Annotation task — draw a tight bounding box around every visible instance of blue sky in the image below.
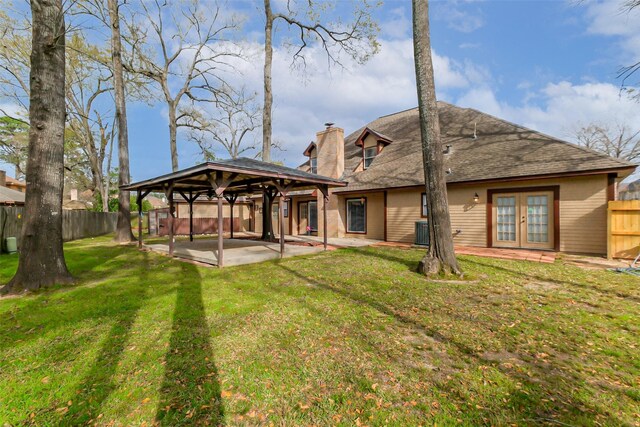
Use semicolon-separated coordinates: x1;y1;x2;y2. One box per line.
3;0;640;182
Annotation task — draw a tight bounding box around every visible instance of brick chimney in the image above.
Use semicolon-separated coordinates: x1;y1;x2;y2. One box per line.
0;170;6;187
315;125;344;179
315;124;344;239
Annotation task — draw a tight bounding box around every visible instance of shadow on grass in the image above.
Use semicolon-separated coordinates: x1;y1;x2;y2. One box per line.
59;250;152;425
275;262;626;425
464;257;640;303
155;262;224;425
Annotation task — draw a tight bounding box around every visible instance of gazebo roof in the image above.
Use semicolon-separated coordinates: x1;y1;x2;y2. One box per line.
121;157;346;195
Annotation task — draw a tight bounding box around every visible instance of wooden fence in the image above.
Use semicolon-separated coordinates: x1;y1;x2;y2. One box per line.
607;200;640;259
0;207;117;252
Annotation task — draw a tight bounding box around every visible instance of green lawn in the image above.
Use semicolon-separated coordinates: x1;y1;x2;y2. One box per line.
0;237;638;426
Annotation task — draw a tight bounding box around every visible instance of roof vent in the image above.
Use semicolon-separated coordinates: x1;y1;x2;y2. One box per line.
443;144;452;154
446;168;452;175
473;122;477;139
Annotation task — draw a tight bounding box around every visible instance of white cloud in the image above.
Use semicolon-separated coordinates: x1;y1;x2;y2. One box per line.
584;0;640;61
433;1;485;33
455;80;640;145
199;37;485;166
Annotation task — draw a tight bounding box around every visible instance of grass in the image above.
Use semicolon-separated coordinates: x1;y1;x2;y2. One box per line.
0;236;639;426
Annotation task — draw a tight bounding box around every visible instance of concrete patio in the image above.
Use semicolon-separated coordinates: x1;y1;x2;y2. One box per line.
144;238;321;267
144;233;383;267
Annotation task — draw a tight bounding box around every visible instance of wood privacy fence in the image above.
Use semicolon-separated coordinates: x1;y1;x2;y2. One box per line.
0;207;117;251
608;200;640;259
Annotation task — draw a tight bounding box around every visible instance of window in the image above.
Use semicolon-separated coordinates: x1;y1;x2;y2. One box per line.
283;200;289;218
346;198;366;233
310;157;317;174
364;147;377;169
421;193;428;217
308;201;318;231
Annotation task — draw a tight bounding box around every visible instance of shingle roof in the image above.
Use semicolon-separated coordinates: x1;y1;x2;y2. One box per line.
123;157;346;193
336;102;636;192
0;185;26;204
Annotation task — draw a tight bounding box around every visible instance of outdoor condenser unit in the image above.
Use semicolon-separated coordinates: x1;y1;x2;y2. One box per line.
414;221;429;246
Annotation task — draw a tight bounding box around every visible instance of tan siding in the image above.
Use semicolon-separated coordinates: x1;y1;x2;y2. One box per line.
383;175;609;254
386;189;422;243
337;193;384;240
175;202;251;231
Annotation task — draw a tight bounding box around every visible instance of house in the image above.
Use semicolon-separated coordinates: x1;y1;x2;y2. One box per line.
254;102;636;255
0;171;25;206
618;178;640;200
1;171;26;193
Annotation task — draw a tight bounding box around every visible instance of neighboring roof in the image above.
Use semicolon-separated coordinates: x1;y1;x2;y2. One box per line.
337;102;636;192
122;157;346;194
63;199;90;210
146;195;168;208
0;185;26;205
5;175;26;188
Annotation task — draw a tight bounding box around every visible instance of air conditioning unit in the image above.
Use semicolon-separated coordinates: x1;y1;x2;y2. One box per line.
414;221;429;246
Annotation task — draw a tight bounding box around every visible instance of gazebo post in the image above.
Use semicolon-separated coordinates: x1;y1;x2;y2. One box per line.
189;190;194;242
167;182;175;256
318;185;329;251
279;193;285;258
137;189;143;249
217;194;224;267
230;199;235;239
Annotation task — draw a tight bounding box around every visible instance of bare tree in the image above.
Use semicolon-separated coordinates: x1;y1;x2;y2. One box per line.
65;34;115;212
185;85;261;160
260;0;379;240
0;116;29;178
261;0;379;162
413;0;461;277
107;0;134;242
2;0;73;294
0;8;30;118
616;1;640;101
575;123;640;162
122;0;239;171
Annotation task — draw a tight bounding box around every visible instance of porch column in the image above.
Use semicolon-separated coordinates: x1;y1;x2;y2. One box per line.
189;190;194;242
167;183;175;256
229;199;235;239
279;194;285;258
137;189;143;249
323;194;328;251
217;195;224;267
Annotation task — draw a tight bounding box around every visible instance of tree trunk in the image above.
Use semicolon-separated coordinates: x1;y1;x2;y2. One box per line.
262;0;273;163
2;0;73;294
168;104;179;172
412;0;461;277
108;0;134;242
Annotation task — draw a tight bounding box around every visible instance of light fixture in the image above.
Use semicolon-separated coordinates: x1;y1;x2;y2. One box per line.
473;192;480;203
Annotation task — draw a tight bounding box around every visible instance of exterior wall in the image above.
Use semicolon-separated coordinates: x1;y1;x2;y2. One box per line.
175;201;251;232
336;192;384;240
383;174;610;254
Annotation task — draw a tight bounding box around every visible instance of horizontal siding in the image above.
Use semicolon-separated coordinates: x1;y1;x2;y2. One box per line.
386;189;422;243
384;175;609;254
337;192;384;240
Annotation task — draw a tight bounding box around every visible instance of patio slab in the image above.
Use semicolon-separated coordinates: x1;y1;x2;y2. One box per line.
145;238;325;267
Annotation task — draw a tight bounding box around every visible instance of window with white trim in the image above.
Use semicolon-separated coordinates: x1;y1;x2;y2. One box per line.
346;198;366;233
283;200;289;217
364;146;377;169
310;157;317;174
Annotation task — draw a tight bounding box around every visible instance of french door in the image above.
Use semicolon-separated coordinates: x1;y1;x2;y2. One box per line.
493;191;554;250
298;201;318;235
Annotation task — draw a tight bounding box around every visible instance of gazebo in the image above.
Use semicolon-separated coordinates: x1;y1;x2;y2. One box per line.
121;158;347;267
